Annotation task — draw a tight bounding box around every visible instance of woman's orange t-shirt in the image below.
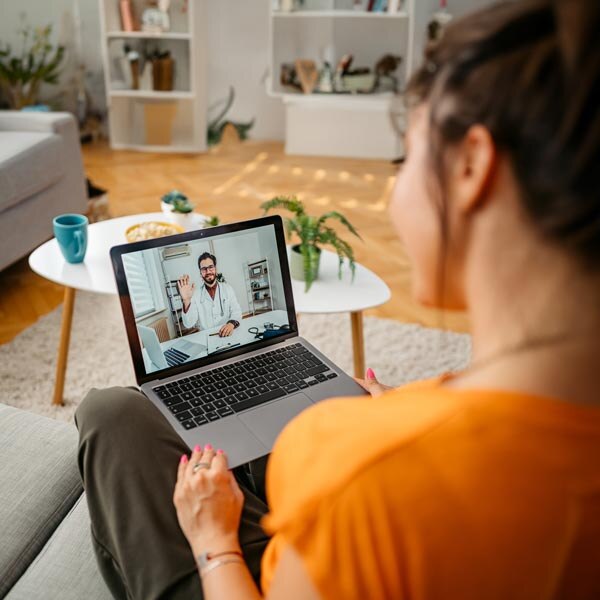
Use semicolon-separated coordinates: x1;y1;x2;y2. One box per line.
260;378;600;599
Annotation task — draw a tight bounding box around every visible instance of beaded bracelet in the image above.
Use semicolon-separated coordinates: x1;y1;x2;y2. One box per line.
200;556;244;578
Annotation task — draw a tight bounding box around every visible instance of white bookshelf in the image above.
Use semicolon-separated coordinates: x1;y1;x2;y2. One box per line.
268;0;429;159
99;0;207;153
245;259;274;316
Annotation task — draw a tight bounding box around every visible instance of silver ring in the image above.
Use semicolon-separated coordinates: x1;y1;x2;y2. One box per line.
192;462;211;473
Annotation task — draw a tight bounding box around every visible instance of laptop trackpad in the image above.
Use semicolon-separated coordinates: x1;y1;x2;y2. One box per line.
238;393;313;449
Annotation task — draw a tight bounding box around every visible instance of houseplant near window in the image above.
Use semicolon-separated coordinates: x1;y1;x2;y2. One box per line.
261;196;361;291
0;24;65;109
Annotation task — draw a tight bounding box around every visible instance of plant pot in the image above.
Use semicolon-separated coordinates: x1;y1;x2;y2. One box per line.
161;201;195;229
289;244;321;284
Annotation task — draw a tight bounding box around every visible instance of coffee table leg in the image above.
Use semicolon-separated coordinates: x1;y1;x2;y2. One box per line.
53;287;76;406
350;311;365;379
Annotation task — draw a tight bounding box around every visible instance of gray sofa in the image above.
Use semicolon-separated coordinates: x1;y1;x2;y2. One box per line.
0;111;87;271
0;403;110;599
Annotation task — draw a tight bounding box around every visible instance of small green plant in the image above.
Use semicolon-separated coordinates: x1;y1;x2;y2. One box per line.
161;190;194;213
261;196;361;291
0;23;65;109
172;199;194;213
205;215;220;227
207;86;254;146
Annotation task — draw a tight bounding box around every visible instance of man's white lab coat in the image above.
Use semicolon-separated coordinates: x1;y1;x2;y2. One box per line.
181;282;242;331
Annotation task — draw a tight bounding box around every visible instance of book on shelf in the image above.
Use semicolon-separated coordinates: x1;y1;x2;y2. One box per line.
371;0;388;12
119;0;138;32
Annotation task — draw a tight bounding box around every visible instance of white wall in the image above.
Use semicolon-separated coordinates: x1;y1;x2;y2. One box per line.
258;226;286;313
212;232;260;316
0;0;106;113
0;0;491;137
205;0;285;140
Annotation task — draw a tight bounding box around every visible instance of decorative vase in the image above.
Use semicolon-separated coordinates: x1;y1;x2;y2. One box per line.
289;244;321;284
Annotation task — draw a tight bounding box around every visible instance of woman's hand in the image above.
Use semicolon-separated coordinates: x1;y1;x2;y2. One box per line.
173;444;244;558
355;368;393;397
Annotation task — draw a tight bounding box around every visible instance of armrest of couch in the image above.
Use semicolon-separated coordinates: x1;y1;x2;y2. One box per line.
0;111;78;138
0;110;87;211
0;404;83;597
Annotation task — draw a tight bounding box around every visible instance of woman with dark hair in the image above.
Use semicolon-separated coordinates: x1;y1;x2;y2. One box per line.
76;0;600;598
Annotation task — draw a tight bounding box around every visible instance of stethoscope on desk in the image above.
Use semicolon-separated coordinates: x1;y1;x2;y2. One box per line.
248;323;290;340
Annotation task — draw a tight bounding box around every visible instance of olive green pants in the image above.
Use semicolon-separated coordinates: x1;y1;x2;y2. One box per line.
75;387;270;600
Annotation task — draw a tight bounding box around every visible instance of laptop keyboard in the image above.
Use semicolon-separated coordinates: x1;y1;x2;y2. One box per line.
151;343;338;431
164;347;190;367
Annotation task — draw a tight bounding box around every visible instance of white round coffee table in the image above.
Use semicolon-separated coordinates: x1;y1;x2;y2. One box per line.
288;248;391;380
29;213;390;405
29;212;206;405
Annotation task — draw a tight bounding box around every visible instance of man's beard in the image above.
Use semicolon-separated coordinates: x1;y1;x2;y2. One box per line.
202;274;216;286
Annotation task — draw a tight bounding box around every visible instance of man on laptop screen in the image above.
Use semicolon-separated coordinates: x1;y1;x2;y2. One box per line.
178;252;242;338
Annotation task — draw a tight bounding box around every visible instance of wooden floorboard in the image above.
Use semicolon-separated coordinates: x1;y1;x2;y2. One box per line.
0;137;469;345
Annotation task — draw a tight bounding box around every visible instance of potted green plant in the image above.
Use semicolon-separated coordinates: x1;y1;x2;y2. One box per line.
261;196;361;291
160;190;195;228
201;215;221;228
0;24;65;109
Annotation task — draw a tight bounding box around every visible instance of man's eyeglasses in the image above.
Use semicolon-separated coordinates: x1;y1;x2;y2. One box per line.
200;265;216;273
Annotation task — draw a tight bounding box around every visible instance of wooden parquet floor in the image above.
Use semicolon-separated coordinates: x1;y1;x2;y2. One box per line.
0;135;469;345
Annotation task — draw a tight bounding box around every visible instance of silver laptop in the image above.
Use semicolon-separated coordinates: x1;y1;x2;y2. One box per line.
110;215;366;467
138;325;207;370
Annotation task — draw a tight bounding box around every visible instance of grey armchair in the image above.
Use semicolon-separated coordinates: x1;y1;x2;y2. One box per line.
0;111;87;271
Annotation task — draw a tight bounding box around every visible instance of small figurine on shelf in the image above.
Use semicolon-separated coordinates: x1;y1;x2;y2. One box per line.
294;59;319;94
428;0;453;42
125;45;140;90
280;63;301;91
317;62;334;93
334;54;353;92
374;54;402;92
142;0;171;33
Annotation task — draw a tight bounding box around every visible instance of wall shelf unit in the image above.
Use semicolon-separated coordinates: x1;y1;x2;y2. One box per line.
245;259;273;316
269;0;430;158
99;0;207;153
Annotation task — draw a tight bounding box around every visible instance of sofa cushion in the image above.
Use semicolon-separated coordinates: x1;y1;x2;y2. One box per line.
0;404;82;597
0;132;64;213
5;495;111;600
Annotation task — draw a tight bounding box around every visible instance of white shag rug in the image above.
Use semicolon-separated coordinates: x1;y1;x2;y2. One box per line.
0;292;471;423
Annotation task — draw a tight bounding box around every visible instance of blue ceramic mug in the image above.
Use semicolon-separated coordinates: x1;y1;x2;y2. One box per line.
53;214;88;263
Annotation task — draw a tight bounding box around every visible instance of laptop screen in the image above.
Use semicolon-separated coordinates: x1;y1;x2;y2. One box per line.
116;220;296;378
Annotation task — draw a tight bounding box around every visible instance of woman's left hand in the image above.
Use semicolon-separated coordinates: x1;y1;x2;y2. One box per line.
355;368;393;397
173;444;244;557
